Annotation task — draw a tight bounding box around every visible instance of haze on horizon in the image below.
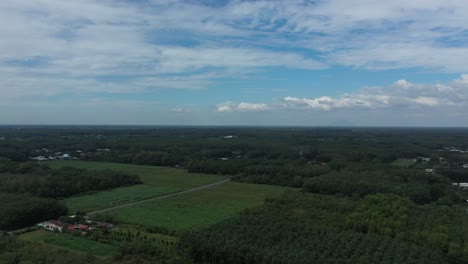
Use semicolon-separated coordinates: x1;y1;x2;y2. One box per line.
1;0;468;126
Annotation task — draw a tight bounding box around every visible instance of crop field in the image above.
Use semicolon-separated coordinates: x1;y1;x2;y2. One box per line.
17;229;54;242
18;230;118;256
49;161;228;212
48;160;227;188
109;182;289;231
64;184;180;213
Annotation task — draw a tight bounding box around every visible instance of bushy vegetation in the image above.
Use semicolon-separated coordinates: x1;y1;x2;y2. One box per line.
0;193;67;230
303;169;459;204
0;159;142;198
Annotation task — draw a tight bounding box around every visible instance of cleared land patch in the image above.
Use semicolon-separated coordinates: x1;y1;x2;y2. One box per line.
109;182;289;231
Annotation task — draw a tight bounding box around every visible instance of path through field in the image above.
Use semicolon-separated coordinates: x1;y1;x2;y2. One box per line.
7;178;230;235
87;178;231;215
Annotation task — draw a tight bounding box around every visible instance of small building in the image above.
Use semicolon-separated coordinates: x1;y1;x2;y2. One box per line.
39;220;65;232
96;222;114;229
463;164;468;169
31;156;48;161
67;224;89;233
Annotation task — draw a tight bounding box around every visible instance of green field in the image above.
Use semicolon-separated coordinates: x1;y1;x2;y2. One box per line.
18;230;118;256
64;184;181;213
48;160;226;187
49;161;228;212
110;182;289;231
390;158;415;167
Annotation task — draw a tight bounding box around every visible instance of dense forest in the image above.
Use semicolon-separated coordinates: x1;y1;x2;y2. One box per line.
0;158;142;198
181;192;467;264
0;193;68;230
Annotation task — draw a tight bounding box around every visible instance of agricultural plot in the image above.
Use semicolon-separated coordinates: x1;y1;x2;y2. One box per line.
18;230;118;257
64;184;179;213
48;161;228;212
110;182;289;231
48;160;226;187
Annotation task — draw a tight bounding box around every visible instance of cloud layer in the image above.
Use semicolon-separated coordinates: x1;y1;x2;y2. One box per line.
2;0;468;100
2;0;468;125
218;75;468;112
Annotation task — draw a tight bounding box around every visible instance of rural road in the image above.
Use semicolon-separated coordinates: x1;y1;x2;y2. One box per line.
7;178;230;235
87;178;231;215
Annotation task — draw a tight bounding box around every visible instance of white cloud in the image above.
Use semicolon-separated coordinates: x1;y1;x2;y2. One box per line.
216;101;270;112
2;0;468;101
217;74;468;112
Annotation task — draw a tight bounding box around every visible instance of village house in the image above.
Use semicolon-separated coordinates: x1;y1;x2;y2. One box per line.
38;220;65;232
67;224;89;233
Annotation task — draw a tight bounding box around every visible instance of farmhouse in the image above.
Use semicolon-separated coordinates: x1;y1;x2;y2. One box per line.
38;220;65;232
67;224;89;232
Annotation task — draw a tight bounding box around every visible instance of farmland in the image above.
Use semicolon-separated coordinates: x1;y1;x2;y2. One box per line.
48;160;226;187
48;160;228;212
18;229;118;256
64;184;177;212
109;182;289;231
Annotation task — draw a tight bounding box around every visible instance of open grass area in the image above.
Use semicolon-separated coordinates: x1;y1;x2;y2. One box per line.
18;230;118;256
390;158;415;167
110;182;289;232
48;160;227;188
48;160;228;212
18;229;54;242
64;184;181;213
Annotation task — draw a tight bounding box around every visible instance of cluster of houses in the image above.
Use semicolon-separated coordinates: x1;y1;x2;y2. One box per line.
415;156;431;163
37;220;113;234
31;153;79;161
31;148;112;161
441;146;468;154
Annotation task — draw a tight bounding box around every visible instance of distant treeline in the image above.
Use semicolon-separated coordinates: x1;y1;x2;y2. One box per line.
2;127;467;190
0;158;142;198
303;169;460;204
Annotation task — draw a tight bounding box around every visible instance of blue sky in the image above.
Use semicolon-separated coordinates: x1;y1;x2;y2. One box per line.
1;0;468;126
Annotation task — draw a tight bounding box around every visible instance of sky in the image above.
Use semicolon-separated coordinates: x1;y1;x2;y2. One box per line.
1;0;468;126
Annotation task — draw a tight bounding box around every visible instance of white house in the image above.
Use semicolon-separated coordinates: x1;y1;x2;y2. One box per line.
463;164;468;169
38;220;65;232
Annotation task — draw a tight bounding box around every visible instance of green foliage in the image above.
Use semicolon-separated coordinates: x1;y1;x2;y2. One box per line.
180;193;447;264
346;194;412;237
0;192;68;230
0;160;142;198
303;169;455;204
